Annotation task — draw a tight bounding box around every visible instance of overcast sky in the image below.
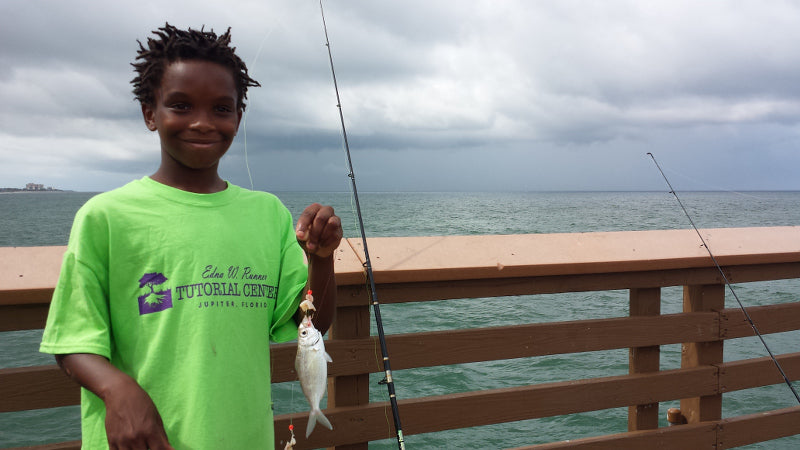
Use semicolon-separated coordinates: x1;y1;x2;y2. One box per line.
2;0;799;192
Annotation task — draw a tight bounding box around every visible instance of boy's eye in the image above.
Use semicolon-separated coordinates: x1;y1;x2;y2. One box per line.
215;105;234;113
169;103;190;111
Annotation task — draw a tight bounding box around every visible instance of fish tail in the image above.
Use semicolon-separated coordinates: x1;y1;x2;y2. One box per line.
306;408;333;438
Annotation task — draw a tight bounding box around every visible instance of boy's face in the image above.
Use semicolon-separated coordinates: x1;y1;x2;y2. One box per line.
142;59;242;172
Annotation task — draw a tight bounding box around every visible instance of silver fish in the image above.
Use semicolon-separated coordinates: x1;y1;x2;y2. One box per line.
295;317;333;438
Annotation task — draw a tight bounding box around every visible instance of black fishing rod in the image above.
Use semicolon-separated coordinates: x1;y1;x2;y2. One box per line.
318;1;407;448
647;152;800;404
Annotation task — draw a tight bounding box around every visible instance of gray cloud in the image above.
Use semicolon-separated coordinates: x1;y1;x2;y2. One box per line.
2;0;799;192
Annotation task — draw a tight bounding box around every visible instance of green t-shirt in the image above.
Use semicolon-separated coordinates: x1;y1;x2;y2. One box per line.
40;177;307;449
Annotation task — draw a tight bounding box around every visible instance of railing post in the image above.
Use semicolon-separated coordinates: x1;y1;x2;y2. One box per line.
680;284;724;423
628;287;661;431
329;286;372;450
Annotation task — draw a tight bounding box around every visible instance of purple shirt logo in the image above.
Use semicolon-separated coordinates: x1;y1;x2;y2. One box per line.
137;272;173;315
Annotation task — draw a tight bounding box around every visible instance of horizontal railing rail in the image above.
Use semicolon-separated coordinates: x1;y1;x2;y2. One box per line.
2;226;800;449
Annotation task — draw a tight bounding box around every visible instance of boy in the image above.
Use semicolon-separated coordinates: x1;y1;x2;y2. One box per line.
39;23;343;449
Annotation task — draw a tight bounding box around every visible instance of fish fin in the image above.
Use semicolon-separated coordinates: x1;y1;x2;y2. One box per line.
325;352;332;363
305;411;316;438
318;410;333;431
306;408;333;438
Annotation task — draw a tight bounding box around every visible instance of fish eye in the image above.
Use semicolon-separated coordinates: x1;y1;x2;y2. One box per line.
301;330;307;336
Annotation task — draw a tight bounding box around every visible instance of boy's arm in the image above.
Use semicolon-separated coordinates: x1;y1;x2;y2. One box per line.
56;353;174;450
305;254;337;334
295;203;342;335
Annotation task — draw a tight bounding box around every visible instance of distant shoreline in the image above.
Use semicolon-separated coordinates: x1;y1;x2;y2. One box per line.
0;189;69;193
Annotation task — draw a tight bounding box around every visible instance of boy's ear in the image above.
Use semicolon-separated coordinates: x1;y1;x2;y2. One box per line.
141;103;157;131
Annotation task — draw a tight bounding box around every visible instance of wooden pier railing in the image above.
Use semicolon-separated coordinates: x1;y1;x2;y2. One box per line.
2;227;800;449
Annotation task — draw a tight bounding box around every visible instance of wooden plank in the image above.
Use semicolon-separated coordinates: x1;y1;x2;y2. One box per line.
628;287;661;431
719;352;800;392
511;422;717;449
681;284;724;424
268;312;719;382
273;366;719;449
0;304;49;331
0;365;79;412
0;246;65;305
5;441;82;450
337;284;370;307
397;366;718;435
721;301;800;338
509;407;800;449
724;262;800;284
379;313;715;371
333;262;800;307
332;240;370;286
718;406;800;448
346;227;800;284
366;268;730;304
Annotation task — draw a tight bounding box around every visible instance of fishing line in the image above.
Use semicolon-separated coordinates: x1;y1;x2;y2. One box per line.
242;26;276;191
647;152;800;404
337;135;363;239
652;162;765;201
242;114;254;190
318;1;407;448
241;1;318;191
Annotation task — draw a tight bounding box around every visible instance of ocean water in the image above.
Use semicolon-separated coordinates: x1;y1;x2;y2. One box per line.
1;190;799;449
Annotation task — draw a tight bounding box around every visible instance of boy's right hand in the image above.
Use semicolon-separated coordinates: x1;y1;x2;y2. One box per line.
103;376;174;450
295;203;342;259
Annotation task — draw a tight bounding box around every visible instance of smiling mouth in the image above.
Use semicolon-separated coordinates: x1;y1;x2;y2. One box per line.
184;139;220;147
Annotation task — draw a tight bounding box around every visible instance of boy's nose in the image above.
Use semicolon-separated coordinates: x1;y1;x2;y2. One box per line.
189;111;214;132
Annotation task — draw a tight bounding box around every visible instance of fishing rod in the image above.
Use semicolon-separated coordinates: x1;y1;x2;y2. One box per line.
647;152;800;404
318;1;407;448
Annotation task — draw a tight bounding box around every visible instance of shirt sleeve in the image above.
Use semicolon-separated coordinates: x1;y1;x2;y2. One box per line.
40;201;112;358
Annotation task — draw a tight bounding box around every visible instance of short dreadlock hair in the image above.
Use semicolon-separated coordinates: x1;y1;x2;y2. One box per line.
131;23;260;111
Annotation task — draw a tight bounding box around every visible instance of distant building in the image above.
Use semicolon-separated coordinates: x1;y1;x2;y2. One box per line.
0;183;60;192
